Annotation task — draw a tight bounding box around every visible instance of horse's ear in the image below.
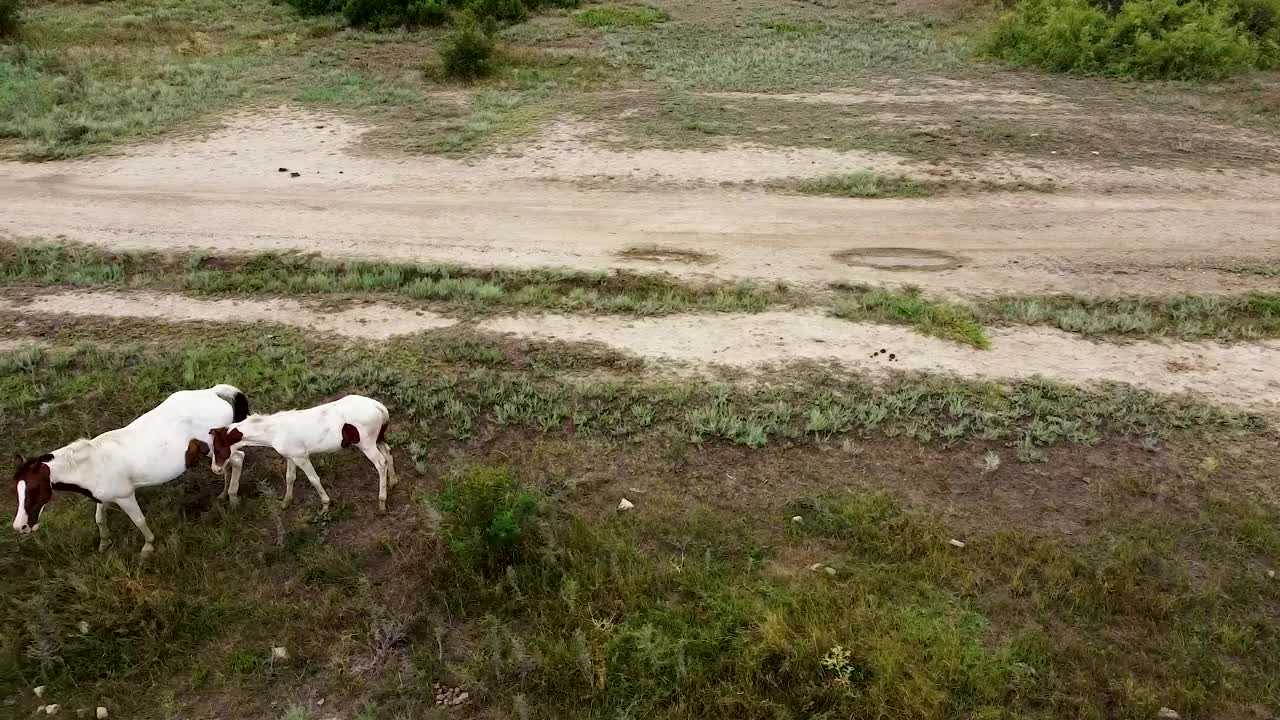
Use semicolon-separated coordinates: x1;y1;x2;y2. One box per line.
13;453;23;467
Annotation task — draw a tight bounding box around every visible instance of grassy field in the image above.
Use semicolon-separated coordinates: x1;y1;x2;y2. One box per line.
1;319;1278;719
6;241;1280;344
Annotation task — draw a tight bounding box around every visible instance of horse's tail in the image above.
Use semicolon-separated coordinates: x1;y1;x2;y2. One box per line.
211;384;250;422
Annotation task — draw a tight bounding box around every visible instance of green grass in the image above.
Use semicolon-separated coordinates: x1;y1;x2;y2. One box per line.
0;328;1275;718
0;241;800;316
629;16;966;91
0;329;1276;717
980;292;1280;341
833;284;992;350
757;17;825;34
787;172;938;198
574;4;668;29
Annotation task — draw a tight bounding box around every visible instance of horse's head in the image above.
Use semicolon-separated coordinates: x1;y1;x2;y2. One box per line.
12;453;54;534
208;427;243;475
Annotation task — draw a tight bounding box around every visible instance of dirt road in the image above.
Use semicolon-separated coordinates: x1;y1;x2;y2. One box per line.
4;290;1279;413
3;111;1279;298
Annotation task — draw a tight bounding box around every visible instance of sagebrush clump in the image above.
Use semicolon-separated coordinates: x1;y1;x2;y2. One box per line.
988;0;1280;79
286;0;576;29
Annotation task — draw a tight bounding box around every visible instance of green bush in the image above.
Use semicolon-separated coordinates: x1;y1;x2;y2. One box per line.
406;0;450;26
466;0;528;22
988;0;1275;79
436;465;541;573
0;0;21;39
440;15;497;80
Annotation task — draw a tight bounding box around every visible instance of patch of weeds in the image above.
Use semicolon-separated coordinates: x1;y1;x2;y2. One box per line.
833;284;992;349
226;647;265;675
435;465;542;574
785;172;938;198
979;291;1280;340
574;4;668;28
0;0;21;39
758;17;824;33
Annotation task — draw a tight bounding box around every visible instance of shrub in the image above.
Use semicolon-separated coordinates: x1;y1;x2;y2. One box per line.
467;0;528;22
988;0;1274;79
436;465;541;573
440;15;497;80
405;0;450;26
0;0;21;39
573;4;668;28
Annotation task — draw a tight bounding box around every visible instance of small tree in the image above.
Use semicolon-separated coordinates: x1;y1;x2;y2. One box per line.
440;12;496;80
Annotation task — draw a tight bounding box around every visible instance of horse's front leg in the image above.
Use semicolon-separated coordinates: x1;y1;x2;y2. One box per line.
95;501;112;552
227;449;245;510
114;494;156;558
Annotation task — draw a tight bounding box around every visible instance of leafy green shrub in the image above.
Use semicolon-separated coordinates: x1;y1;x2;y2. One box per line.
467;0;528;22
436;465;541;573
406;0;450;26
440;15;497;80
988;0;1274;79
0;0;21;39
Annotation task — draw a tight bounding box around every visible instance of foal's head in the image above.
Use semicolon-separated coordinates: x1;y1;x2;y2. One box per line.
12;453;54;534
208;427;243;475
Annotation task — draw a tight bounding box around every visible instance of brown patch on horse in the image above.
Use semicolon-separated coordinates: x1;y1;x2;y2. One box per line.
341;423;360;448
209;427;243;465
186;439;210;468
377;422;388;444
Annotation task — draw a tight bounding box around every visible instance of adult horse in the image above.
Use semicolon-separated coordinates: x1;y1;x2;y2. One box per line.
12;384;250;557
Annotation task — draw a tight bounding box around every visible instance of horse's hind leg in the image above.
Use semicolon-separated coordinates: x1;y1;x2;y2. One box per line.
282;459;297;507
115;494;156;559
95;502;111;553
377;440;398;489
357;441;390;512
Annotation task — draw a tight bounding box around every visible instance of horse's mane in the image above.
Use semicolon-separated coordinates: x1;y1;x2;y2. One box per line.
50;437;102;472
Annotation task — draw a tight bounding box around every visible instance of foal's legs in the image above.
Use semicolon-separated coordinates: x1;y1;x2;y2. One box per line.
357;441;390;512
95;502;111;552
114;494;156;558
282;460;297;507
226;449;244;509
292;456;332;510
377;440;398;489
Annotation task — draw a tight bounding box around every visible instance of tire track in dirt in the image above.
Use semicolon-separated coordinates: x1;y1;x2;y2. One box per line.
4;290;1277;413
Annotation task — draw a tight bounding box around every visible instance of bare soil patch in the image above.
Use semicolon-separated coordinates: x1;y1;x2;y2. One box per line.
833;247;966;271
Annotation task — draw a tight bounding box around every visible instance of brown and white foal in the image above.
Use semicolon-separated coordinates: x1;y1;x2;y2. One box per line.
210;395;398;512
12;384;249;557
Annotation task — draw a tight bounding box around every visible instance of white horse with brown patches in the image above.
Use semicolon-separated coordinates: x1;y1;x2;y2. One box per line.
210;394;397;512
12;384;250;557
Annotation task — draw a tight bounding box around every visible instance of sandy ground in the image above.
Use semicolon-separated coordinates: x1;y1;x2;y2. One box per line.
0;293;455;339
3;110;1280;297
4;290;1277;413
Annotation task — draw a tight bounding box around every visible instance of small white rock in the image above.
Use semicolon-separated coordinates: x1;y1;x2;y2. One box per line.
77;622;89;634
1158;708;1180;719
617;498;634;511
1091;151;1100;155
808;563;823;572
1267;569;1276;579
457;692;469;703
96;708;109;720
272;646;289;660
34;687;47;699
791;515;803;523
316;698;324;706
948;539;966;548
823;566;836;576
45;704;61;716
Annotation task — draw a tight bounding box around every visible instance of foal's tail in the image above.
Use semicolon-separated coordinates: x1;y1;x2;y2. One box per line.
211;384;251;422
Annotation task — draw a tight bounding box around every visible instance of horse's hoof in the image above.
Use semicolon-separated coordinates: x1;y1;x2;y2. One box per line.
139;544;154;559
97;540;112;553
216;492;227;502
379;501;387;513
229;496;241;510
